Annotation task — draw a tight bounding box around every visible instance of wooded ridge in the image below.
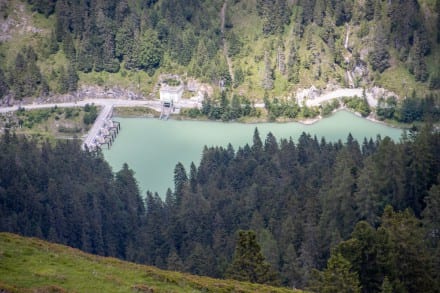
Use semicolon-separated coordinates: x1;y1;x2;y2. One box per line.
0;124;439;291
0;0;439;106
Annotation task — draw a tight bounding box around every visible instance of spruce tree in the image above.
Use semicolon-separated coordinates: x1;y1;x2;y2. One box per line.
226;230;278;285
0;68;9;98
309;253;361;293
369;23;390;73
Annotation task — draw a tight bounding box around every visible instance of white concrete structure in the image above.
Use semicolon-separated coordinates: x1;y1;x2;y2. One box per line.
159;83;184;104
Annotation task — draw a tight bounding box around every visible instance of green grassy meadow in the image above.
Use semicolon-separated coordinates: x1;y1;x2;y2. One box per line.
0;233;302;293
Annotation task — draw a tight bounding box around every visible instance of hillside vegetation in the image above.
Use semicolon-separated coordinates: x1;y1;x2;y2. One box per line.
0;0;439;103
0;124;439;291
0;232;300;292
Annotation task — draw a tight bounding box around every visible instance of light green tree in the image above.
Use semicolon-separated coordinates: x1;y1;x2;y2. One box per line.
309;253;361;293
226;230;278;285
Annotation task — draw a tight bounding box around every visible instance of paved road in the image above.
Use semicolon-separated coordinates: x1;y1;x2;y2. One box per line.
298;88;378;108
0;86;379;114
0;98;204;114
0;99;164;113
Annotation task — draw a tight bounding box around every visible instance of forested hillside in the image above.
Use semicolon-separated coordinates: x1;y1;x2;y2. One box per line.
1;0;440;291
1;126;439;291
0;0;439;101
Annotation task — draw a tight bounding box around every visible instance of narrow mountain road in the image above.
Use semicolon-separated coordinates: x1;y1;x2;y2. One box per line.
0;98;201;114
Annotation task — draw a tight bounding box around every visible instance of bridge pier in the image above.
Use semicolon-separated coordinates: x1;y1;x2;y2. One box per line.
82;105;121;151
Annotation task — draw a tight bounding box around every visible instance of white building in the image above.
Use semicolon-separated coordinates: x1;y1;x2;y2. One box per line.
159;83;184;104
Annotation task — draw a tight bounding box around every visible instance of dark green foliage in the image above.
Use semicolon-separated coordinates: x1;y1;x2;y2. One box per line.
321;99;340;117
0;133;144;260
47;0;222;77
7;0;438;93
227;32;242;57
258;0;291;35
226;230;279;285
1;126;439;290
200;92;258;121
376;94;440;123
309;253;361;293
58;64;79;94
409;30;429;82
369;24;390;73
83;104;98;125
0;68;9;99
28;0;57;17
264;96;301;119
335;206;437;293
15;108;55;128
364;0;375;21
8;46;44;98
67;64;79;92
376;96;397;120
437;0;440;43
48;29;59;55
116;126;436;289
430;71;440;90
388;0;424;52
342;95;371;117
136;30;163;75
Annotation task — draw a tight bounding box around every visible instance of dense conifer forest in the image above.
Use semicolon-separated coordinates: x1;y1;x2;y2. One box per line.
1;126;439;292
1;0;440;291
1;0;439;101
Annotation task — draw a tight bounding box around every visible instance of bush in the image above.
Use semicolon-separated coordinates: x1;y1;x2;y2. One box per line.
343;96;371;117
321;99;340;117
83;104;98;125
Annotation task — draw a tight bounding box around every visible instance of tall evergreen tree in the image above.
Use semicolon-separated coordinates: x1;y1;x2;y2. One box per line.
226;230;278;285
0;68;9;99
309;253;361;293
369;23;390;73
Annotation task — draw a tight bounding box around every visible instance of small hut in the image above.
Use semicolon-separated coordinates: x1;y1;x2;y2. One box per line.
159;78;184;105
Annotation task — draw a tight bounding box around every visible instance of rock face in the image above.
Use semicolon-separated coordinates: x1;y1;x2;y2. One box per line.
296;86;321;102
369;87;399;101
77;86;141;100
0;2;44;42
2;85;142;107
186;78;214;97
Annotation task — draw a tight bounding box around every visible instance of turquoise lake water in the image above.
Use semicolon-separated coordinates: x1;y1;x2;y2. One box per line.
103;110;402;197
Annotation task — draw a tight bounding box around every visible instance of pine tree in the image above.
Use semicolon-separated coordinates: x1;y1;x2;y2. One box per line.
364;0;375;21
380;277;393;293
309;253;361;293
67;63;79;92
226;230;278;285
189;162;197;193
437;0;440;43
369;23;389;73
410;30;428;82
174;162;187;205
379;206;436;292
0;68;9;98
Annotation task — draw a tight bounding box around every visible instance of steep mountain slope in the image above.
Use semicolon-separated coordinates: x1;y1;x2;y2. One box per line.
0;232;301;292
0;0;439;101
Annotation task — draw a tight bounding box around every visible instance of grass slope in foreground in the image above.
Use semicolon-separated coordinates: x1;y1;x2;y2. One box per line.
0;233;301;293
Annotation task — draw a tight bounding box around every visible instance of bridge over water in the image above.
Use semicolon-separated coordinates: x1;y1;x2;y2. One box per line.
82;104;117;150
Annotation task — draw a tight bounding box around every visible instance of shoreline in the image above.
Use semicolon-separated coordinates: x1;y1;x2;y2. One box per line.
112;106;406;130
0;97;409;131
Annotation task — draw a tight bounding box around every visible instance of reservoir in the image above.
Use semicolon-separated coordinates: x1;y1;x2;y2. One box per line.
103;110;402;197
